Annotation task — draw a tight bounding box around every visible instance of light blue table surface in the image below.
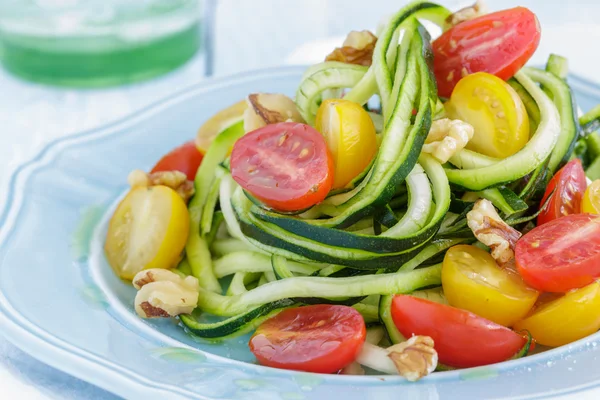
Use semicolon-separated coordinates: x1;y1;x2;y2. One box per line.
2;0;600;398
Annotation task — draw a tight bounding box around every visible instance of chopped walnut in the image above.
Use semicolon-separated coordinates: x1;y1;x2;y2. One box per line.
133;268;186;289
445;0;488;29
467;199;522;266
387;336;438;381
243;93;305;133
422;118;474;164
133;269;199;319
325;30;377;67
128;169;194;203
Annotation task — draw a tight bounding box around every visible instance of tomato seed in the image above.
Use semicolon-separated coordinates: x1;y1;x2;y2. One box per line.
278;133;288;147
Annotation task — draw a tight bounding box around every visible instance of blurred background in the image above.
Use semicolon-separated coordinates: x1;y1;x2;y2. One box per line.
1;0;600;398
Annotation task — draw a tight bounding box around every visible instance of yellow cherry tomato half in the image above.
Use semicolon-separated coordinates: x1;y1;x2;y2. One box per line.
315;99;377;189
514;281;600;347
446;72;529;159
104;186;189;280
442;244;539;327
582;179;600;214
196;100;247;154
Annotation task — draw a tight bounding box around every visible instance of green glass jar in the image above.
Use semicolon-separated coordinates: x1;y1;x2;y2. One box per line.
0;0;203;87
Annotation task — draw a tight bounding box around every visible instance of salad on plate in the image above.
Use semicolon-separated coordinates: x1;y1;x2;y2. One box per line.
103;0;600;380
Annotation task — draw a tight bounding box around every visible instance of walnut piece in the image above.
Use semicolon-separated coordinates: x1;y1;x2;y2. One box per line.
133;269;199;319
467;199;522;266
325;30;377;66
445;0;488;29
387;336;438;381
243;93;305;133
422;118;474;164
128;169;194;203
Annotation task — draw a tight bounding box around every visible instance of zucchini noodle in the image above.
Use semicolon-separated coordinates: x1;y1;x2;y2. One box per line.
168;1;578;347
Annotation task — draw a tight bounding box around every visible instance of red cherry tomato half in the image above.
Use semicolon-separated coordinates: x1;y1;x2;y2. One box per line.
433;7;541;98
151;140;203;181
391;295;526;368
230;122;334;212
249;304;366;373
537;159;587;226
516;213;600;293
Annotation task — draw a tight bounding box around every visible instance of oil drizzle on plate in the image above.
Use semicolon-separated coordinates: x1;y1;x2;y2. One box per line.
80;285;109;310
459;366;499;381
71;204;107;261
150;347;207;363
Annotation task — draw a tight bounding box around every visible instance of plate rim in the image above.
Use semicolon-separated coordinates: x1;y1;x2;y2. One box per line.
1;65;600;399
0;65;307;400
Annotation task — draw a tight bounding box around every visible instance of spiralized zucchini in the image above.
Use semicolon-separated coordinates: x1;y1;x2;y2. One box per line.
178;0;578;343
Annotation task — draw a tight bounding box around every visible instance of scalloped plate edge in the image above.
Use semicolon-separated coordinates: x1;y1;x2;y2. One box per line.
1;67;600;399
0;66;306;400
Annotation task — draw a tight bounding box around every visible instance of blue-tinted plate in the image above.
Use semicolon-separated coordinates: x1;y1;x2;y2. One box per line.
1;66;600;400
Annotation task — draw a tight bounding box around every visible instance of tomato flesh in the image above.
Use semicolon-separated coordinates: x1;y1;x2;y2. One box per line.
104;186;190;280
442;245;538;327
231;122;334;212
195;100;247;154
433;7;541;98
249;305;366;373
516;213;600;293
391;295;526;368
315;99;377;189
445;72;529;158
582;179;600;214
514;281;600;347
151;140;203;181
537;159;587;225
